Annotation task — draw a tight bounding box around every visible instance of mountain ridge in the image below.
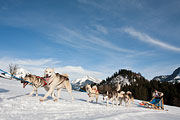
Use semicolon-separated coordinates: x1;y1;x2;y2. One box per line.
152;67;180;83
71;75;102;90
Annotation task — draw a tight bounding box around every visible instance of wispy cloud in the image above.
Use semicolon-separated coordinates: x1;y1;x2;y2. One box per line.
55;66;103;80
93;24;108;34
123;27;180;52
49;27;135;53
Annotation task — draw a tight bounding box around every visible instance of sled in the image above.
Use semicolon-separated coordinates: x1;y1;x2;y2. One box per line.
139;97;164;110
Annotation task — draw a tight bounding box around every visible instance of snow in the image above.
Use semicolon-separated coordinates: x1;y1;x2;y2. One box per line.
72;75;102;84
111;75;131;86
0;78;180;120
15;68;30;78
72;75;102;90
174;73;180;79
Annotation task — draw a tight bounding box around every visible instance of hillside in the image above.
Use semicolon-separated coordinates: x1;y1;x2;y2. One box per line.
0;78;180;120
99;69;180;107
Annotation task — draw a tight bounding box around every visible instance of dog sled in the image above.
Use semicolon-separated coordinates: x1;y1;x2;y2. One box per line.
139;97;164;110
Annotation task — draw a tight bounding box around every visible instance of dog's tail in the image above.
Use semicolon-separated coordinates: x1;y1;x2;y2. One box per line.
115;84;121;92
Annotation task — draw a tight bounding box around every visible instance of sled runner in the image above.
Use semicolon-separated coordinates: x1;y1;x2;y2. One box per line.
139;97;164;110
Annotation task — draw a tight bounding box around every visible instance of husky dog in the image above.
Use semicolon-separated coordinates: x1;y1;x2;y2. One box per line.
123;93;130;107
126;91;134;106
23;74;55;97
101;83;121;106
117;91;134;107
85;85;99;103
117;91;125;106
39;68;74;102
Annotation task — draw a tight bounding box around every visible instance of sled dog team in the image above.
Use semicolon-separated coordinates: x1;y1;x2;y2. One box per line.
21;68;134;106
85;84;134;106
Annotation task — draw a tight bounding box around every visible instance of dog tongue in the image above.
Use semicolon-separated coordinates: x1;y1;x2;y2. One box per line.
23;83;28;88
46;78;50;81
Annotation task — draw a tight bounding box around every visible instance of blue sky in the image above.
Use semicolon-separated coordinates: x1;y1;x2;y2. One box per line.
0;0;180;80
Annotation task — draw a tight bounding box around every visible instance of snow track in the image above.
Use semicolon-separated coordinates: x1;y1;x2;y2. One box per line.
0;78;180;120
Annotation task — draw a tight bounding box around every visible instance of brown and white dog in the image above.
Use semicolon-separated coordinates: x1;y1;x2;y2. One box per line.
85;84;99;103
22;74;50;97
126;91;134;106
100;83;121;106
117;91;134;107
117;91;125;106
39;68;74;102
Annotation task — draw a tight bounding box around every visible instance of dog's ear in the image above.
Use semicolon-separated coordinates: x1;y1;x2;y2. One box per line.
25;74;29;78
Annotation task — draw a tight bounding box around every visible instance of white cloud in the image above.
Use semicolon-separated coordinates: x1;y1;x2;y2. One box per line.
50;27;134;53
55;66;103;80
123;27;180;52
94;24;108;34
0;57;104;80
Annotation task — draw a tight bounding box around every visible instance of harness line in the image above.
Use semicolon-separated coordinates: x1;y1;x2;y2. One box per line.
0;69;34;85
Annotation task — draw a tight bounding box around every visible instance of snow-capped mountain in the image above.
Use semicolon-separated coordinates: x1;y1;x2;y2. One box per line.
111;75;131;86
71;75;102;90
104;69;145;87
152;67;180;83
152;75;169;81
110;75;137;86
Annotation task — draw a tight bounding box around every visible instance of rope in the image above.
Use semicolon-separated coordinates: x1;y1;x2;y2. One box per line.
0;69;34;85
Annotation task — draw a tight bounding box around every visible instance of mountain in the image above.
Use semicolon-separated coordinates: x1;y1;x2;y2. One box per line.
152;67;180;83
100;69;180;107
152;75;169;81
71;75;102;90
110;75;137;86
102;69;145;86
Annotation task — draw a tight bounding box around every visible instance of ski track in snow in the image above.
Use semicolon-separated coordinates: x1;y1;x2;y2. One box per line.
0;78;180;120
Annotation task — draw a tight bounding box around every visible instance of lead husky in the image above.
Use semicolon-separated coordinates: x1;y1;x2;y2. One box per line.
39;68;74;102
23;74;56;97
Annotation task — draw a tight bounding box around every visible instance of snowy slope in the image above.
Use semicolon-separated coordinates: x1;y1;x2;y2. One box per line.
0;78;180;120
111;75;131;86
72;75;102;90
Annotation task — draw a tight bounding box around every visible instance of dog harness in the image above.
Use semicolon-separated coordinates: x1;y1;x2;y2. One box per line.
36;76;47;87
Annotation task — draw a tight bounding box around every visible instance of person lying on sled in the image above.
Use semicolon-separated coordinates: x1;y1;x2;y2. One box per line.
150;89;164;104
